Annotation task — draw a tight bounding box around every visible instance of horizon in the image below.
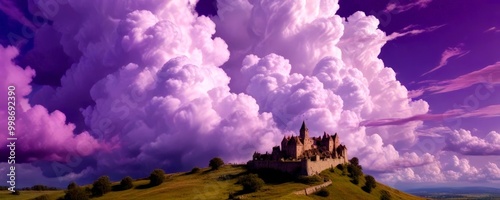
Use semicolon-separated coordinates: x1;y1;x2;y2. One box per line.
0;0;499;192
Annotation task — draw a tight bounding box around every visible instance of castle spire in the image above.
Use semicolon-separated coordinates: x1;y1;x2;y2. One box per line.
299;120;309;139
300;121;307;131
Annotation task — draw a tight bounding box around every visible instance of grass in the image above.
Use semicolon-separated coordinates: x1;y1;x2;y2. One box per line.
0;190;60;200
0;165;425;200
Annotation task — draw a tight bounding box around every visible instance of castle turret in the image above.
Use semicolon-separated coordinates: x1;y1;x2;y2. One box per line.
300;121;309;139
300;121;313;151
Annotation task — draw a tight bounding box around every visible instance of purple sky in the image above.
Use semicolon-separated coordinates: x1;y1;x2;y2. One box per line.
0;0;499;190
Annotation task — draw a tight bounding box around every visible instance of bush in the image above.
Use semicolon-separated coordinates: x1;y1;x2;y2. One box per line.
33;194;50;200
31;184;49;191
190;167;201;174
237;174;265;192
209;157;224;170
349;157;360;167
91;176;112;197
67;182;78;190
296;175;322;184
380;190;392;200
363;175;376;193
316;188;330;197
149;169;166;186
64;187;89;200
347;164;362;185
120;176;134;190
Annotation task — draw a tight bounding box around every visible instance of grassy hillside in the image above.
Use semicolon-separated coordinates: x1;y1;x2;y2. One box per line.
0;165;424;200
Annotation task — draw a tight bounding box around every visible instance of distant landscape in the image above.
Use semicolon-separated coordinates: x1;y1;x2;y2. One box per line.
406;187;500;200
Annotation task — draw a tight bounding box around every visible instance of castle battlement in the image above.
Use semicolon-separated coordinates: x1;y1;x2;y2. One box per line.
247;121;348;176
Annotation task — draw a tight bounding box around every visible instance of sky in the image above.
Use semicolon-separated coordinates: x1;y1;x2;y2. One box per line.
0;0;499;190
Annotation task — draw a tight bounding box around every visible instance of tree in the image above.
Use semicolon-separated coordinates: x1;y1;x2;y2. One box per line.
67;182;78;190
120;176;134;190
363;175;376;193
149;169;166;186
237;174;265;192
64;187;89;200
32;184;49;191
91;176;112;197
209;157;224;170
347;164;362;185
189;167;201;174
349;157;362;170
380;190;392;200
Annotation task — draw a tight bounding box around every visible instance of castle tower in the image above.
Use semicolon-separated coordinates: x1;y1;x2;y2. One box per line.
300;121;313;151
300;121;309;139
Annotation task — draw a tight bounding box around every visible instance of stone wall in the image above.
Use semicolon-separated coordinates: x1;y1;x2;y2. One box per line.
248;157;346;176
304;158;344;175
293;180;332;195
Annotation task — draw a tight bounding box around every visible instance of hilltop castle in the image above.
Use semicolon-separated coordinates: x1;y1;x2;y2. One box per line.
247;121;348;176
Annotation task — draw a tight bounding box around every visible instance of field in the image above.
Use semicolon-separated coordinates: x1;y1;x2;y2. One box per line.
0;165;424;200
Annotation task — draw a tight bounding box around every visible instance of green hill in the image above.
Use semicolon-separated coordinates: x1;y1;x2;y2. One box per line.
0;165;424;200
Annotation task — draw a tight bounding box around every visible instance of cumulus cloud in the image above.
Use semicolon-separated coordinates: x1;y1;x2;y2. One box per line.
380;152;500;185
422;45;470;76
214;1;433;171
0;45;100;164
444;129;500;155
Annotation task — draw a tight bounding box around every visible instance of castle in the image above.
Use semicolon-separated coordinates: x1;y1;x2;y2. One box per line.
247;121;348;176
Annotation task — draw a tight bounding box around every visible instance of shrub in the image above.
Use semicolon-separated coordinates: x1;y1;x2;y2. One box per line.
209;157;224;170
336;164;344;171
363;175;376;193
91;176;112;197
349;157;360;167
120;176;134;190
190;167;201;174
33;194;50;200
316;188;330;197
149;169;166;186
347;164;362;185
380;190;392;200
67;182;78;190
64;187;89;200
237;174;265;192
31;184;49;191
296;175;322;184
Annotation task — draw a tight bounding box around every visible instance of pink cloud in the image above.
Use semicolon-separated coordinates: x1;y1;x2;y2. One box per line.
484;26;500;33
0;45;100;163
444;129;500;155
387;24;444;41
360;109;462;127
360;104;500;127
427;62;500;94
411;62;500;98
422;45;470;76
408;88;425;99
384;0;433;14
